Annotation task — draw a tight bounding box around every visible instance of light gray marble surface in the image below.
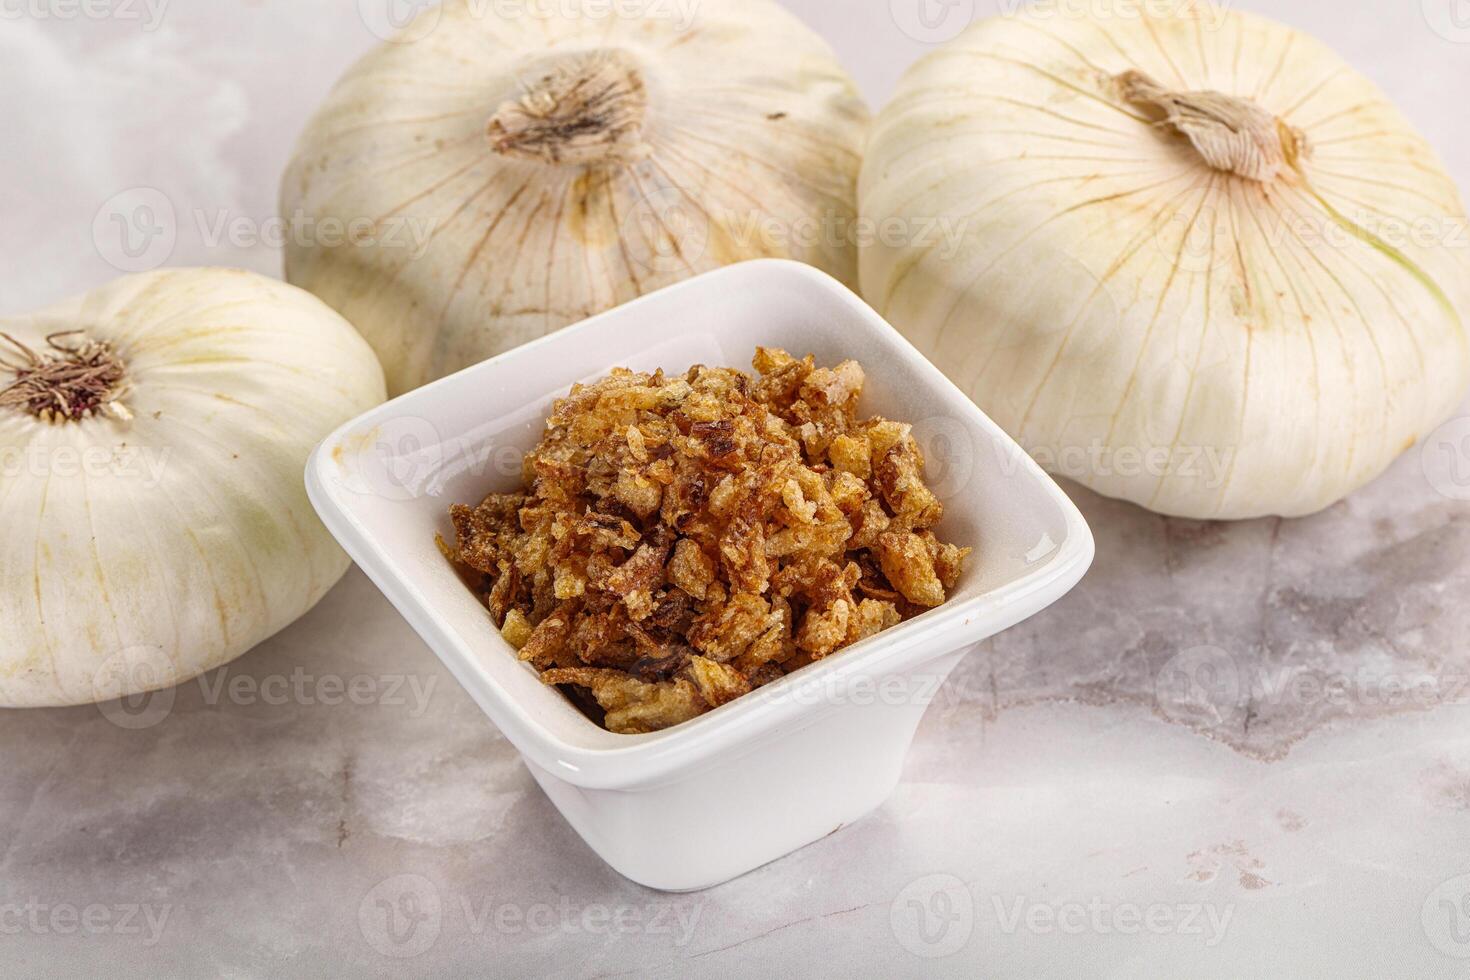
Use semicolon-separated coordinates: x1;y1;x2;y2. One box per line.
3;1;1470;976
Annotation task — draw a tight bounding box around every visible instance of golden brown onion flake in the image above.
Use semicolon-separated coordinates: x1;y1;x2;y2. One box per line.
443;348;971;734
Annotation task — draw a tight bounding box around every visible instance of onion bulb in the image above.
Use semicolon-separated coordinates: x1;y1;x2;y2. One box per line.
282;0;869;396
861;1;1470;519
0;270;386;707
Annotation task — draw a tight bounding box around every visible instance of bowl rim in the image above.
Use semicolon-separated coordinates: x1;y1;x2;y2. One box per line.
306;259;1094;790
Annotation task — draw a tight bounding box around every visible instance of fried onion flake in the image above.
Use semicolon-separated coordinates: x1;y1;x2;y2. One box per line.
444;350;972;734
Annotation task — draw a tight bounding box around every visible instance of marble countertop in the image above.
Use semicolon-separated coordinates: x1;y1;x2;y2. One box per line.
3;1;1470;976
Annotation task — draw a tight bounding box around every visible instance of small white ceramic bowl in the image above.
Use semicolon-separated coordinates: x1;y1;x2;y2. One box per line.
306;260;1093;891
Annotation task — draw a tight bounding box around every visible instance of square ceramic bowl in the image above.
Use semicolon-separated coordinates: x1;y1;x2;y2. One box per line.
306;260;1093;892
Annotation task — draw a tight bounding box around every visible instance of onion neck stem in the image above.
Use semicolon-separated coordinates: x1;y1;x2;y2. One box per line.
487;48;651;167
0;331;132;423
1117;70;1308;182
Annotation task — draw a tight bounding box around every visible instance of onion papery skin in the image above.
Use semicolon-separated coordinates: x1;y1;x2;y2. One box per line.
0;269;386;707
860;2;1470;519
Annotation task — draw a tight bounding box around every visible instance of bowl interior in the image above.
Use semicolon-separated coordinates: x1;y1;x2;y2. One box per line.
310;261;1086;760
